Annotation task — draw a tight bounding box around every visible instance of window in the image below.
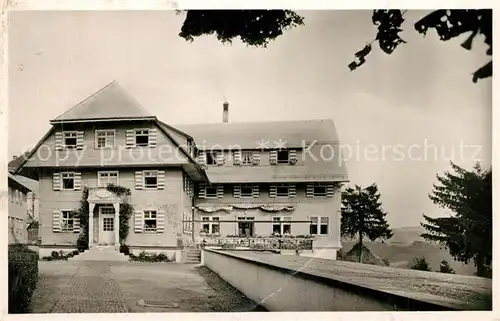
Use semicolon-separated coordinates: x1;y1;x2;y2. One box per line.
63;132;78;149
206;151;218;165
143;171;158;189
103;217;114;231
205;185;218;198
276;184;289;197
95;130;115;148
135;129;149;146
61;210;75;232
273;217;291;235
61;172;75;190
272;217;281;234
277;150;290;164
320;217;329;235
98;171;119;187
201;217;220;234
238;217;254;237
313;184;327;196
242;151;252;165
240;184;253;198
8;187;13;203
144;210;157;232
310;217;328;235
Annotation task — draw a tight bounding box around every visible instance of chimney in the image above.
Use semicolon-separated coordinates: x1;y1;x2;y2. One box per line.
12;155;17;160
222;101;229;123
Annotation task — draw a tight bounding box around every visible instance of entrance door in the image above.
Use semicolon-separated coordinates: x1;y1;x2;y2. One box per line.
238;217;255;237
99;205;115;245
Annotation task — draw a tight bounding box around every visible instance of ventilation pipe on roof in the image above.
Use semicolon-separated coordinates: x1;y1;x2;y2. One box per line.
223;101;229;123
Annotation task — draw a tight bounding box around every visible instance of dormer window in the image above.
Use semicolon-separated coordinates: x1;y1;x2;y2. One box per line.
313;184;327;196
63;132;78;149
277;150;290;164
206;151;218;165
276;184;290;197
135;129;149;146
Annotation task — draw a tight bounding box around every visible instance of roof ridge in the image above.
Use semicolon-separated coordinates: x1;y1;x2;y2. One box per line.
111;81;152;117
51;81;117;121
174;118;334;127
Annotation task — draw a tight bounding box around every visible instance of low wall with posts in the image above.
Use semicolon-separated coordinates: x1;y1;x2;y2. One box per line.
202;249;492;311
200;236;313;253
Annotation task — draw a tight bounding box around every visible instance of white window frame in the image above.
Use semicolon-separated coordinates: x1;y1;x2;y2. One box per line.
241;151;252;165
143;210;158;232
98;171;119;187
143;170;158;189
310;216;329;235
61;172;75;190
313;183;328;197
134;129;150;147
63;131;79;149
239;184;254;198
204;185;218;199
95;129;116;148
61;210;75;232
276;184;290;198
201;216;220;234
277;150;290;164
272;216;292;235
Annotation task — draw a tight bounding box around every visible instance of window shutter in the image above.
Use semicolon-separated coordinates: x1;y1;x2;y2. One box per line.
74;172;82;190
216;152;225;166
252;152;260;165
306;184;314;198
252;184;260;198
326;184;335;197
289;149;297;164
197;151;206;166
135;171;143;190
217;185;224;198
149;128;157;148
73;216;81;233
134;211;143;233
76;131;84;150
233;150;241;165
157;210;165;233
54;132;63;151
53;173;61;191
52;210;61;233
269;150;277;165
126;130;135;148
289;184;296;198
269;185;277;198
198;183;206;199
234;185;241;198
157;170;166;190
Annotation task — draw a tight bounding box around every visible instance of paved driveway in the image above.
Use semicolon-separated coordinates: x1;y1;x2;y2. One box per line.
30;261;264;313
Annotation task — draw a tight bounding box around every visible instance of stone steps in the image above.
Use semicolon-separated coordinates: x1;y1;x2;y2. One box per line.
69;246;129;262
182;249;201;264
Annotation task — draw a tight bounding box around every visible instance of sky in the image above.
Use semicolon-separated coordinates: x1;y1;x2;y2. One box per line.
8;10;491;228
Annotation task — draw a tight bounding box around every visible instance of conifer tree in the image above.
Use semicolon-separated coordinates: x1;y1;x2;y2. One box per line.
341;184;393;262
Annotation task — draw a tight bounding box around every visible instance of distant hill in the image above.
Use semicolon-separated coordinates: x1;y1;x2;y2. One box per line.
341;226;477;276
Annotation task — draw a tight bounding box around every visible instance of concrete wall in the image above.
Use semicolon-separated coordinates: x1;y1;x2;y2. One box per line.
203;250;459;311
38;167;185;248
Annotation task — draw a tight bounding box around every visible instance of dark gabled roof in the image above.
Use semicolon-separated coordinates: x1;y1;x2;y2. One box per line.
8;173;32;193
175;119;340;150
50;81;155;124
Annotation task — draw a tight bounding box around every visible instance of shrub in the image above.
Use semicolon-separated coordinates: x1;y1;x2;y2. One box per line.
72;250;79;256
51;251;59;259
409;256;432;271
8;245;39;313
439;260;455;274
119;244;130;255
76;233;88;252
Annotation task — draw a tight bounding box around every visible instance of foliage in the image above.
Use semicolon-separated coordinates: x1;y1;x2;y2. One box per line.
119;243;130;255
42;250;79;261
178;9;491;83
129;251;173;263
341;183;393;262
178;10;304;47
409;256;432;271
76;188;90;251
8;244;39;313
421;162;492;277
439;260;455;274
